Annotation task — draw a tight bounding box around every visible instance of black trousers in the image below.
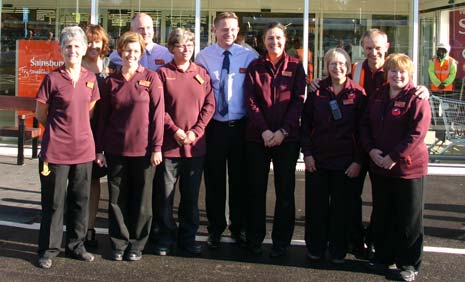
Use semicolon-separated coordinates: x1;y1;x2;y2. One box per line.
370;174;424;271
305;168;355;259
106;154;155;253
38;160;92;259
245;141;300;249
204;119;247;236
154;157;204;247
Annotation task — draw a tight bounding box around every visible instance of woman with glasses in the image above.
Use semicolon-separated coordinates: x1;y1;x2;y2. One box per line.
152;28;215;256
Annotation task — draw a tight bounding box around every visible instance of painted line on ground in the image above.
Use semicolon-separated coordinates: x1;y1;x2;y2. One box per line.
1;220;464;255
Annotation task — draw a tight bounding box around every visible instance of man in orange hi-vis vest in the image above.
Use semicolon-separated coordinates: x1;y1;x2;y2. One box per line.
428;42;457;95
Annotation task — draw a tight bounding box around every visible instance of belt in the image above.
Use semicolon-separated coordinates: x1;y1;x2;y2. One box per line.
213;118;246;128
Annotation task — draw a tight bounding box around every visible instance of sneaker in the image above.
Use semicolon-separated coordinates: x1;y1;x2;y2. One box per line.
153;245;171;256
111;250;124;261
179;243;202;255
207;234;221;249
126;251;142;261
331;258;345;265
270;246;287;258
231;231;247;248
37;257;52;269
398;269;418;282
307;253;322;261
65;250;94;262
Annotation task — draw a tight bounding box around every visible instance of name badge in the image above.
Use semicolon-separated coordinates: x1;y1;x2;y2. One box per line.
394;101;406;108
86;82;94;89
239;68;248;73
139;80;151;87
194;74;204;85
282;71;293;77
155;59;165;65
343;99;354;105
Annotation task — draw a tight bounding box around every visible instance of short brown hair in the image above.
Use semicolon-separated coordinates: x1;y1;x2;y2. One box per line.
383;53;414;80
214;12;238;27
262;22;287;41
361;28;388;47
117;31;146;58
85;24;110;58
167;28;195;53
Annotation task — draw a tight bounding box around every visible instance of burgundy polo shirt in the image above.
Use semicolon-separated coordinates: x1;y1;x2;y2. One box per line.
157;61;215;158
96;65;164;156
244;53;306;143
301;77;367;170
36;66;100;164
360;83;431;179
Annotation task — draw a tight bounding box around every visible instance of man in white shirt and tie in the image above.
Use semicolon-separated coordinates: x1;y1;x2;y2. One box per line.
109;12;173;71
195;11;258;249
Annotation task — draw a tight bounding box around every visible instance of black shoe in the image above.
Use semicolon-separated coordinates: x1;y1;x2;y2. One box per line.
153;245;171;256
84;229;98;249
207;234;221;249
37;257;52;269
179;243;202;255
111;250;124;261
65;250;95;262
231;231;247;248
126;251;142;261
248;244;263;255
270;246;287;258
307;253;322;261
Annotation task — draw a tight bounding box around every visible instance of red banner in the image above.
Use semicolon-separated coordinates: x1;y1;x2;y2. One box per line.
16;40;63;128
450;10;465;80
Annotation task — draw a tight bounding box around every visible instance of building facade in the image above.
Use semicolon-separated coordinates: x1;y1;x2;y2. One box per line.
1;0;465;159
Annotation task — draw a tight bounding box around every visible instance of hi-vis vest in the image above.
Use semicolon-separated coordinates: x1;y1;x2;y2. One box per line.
352;62;365;88
432;57;454;91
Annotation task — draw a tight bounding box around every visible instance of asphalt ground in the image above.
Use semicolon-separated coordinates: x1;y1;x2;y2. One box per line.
0;153;464;282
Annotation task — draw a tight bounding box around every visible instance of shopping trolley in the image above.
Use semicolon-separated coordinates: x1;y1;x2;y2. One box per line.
429;95;465;154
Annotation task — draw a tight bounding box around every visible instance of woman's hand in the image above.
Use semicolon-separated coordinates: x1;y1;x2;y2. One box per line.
414;85;430;100
95;153;107;168
174;129;187;146
151;151;163;166
262;130;275;147
369;148;384;168
380;155;396;170
267;129;285;147
345;162;361;178
304;155;317;172
307;77;320;92
184;130;196;145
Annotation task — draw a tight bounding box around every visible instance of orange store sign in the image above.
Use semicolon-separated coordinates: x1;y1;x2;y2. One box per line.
16;40;63;129
16;40;63;99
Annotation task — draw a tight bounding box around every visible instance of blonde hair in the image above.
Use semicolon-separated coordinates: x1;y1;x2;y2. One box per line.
323;48;352;76
383;53;414;80
117;31;146;58
214;12;238;27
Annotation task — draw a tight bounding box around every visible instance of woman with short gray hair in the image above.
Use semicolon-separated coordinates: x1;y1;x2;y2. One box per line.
35;25;99;269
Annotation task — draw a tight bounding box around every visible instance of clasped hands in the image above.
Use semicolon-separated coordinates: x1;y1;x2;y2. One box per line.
174;129;196;146
369;148;396;170
261;129;285;148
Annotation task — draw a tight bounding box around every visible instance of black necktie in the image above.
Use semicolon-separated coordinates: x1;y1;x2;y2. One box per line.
218;50;230;116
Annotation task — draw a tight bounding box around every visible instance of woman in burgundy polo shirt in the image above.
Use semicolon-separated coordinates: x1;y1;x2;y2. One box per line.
152;28;214;256
301;48;366;264
95;32;164;262
35;26;99;269
81;24;111;249
244;22;306;257
361;54;431;282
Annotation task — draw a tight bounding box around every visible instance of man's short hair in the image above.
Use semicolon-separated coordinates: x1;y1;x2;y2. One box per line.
214;12;238;27
361;28;388;46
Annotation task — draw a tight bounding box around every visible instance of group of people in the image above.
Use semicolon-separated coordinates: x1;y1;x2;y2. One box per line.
34;11;431;282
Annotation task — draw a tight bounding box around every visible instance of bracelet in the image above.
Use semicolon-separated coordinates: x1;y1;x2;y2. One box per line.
279;128;288;137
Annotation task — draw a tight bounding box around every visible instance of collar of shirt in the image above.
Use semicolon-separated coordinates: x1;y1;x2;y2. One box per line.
167;60;197;73
145;42;155;55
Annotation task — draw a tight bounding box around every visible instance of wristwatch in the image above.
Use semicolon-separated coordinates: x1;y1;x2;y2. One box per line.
279;128;289;137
